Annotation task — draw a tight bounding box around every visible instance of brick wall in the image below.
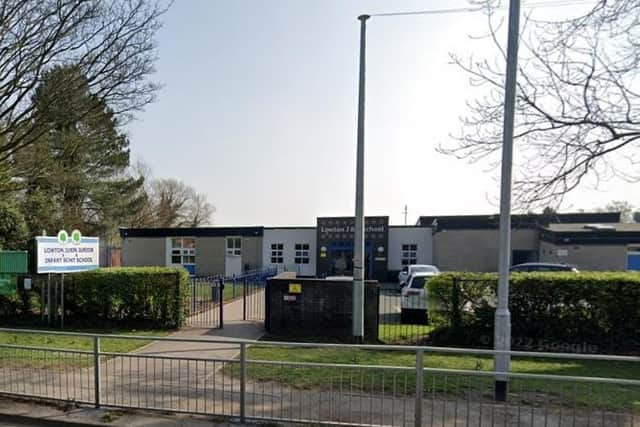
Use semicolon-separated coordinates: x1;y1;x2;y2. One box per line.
266;278;379;342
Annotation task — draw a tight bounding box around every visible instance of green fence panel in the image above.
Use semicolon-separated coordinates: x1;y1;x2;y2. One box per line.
0;251;28;274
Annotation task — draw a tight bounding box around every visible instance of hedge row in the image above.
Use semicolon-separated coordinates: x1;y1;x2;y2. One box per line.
0;275;38;321
64;267;190;328
0;267;190;328
426;272;640;353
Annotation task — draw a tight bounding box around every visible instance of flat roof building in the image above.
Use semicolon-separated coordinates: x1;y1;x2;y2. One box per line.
119;212;640;277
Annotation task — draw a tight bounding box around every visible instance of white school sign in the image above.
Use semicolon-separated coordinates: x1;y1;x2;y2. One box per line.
36;230;99;273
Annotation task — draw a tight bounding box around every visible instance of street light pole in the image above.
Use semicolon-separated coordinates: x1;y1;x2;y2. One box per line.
495;0;521;402
353;14;369;342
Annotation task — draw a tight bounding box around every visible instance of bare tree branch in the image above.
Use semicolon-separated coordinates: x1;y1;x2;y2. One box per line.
441;0;640;209
0;0;169;162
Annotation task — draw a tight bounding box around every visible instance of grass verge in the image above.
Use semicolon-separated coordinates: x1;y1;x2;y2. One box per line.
378;323;434;344
238;346;640;412
0;327;171;368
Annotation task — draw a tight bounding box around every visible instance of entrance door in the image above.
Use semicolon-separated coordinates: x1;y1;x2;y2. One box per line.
327;241;374;278
328;247;353;277
225;256;242;276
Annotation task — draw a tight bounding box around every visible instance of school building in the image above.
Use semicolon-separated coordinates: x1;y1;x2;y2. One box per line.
119;212;640;279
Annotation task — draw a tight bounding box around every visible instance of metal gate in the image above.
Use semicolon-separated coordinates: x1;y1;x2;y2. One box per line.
232;267;277;322
187;276;224;327
187;267;277;328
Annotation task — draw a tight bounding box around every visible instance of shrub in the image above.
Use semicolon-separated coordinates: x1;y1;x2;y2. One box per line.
64;267;190;328
0;275;41;321
426;272;640;353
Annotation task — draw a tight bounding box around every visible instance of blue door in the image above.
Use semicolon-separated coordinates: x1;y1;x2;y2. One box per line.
628;252;640;271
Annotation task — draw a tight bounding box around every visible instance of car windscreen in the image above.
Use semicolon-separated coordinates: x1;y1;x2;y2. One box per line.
410;277;428;289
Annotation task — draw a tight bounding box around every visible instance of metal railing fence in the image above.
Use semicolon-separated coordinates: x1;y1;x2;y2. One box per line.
187;267;277;327
378;285;432;345
0;328;638;427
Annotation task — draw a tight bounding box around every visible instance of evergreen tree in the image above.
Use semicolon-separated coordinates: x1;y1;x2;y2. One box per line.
15;66;146;240
0;202;28;250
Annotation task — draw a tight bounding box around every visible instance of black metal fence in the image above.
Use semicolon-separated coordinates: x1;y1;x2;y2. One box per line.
188;276;224;327
187;268;277;328
378;285;432;345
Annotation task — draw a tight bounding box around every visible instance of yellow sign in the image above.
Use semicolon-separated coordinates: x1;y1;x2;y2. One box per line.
288;283;302;294
320;253;326;258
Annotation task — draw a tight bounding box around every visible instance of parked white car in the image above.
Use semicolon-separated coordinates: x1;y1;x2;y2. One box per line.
400;271;439;324
398;264;440;288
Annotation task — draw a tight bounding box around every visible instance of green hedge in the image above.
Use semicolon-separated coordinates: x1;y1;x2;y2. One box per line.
0;276;39;320
64;267;190;328
427;272;640;353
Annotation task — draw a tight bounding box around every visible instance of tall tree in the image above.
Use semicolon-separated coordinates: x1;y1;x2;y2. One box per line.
440;0;640;209
148;178;214;227
14;66;146;238
0;201;28;250
0;0;168;162
185;192;215;227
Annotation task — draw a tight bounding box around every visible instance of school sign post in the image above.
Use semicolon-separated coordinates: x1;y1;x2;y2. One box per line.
36;230;99;327
36;230;99;273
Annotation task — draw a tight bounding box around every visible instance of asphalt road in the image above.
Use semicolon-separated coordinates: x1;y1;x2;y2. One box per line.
0;419;38;427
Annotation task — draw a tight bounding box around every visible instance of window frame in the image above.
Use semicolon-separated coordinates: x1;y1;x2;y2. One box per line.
401;243;418;266
270;243;284;264
294;243;310;264
170;237;196;265
226;236;242;256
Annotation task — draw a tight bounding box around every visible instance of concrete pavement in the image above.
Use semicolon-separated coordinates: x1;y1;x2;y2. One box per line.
0;397;272;426
1;291;638;426
136;291;265;361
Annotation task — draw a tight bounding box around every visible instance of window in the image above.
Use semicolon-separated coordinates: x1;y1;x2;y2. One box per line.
171;237;196;264
401;244;417;266
294;243;310;264
410;276;428;289
226;237;242;256
270;243;284;264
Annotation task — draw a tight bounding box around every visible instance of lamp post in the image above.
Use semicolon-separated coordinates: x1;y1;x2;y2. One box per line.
352;14;369;342
495;0;521;402
351;2;521;362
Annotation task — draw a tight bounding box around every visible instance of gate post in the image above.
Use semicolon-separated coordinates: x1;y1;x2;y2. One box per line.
414;348;424;427
240;342;247;422
376;285;381;342
232;276;236;299
264;278;271;332
191;278;196;313
93;336;101;408
243;276;247;321
219;278;224;329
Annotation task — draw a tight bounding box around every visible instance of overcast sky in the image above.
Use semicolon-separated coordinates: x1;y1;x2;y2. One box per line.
127;0;638;226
